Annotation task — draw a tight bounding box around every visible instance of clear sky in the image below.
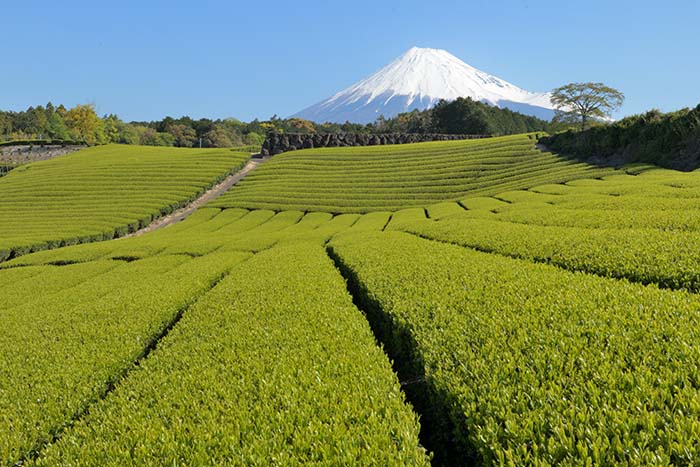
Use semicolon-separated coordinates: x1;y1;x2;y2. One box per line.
3;0;698;122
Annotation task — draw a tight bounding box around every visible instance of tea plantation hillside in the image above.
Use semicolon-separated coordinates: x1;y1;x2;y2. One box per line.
0;145;249;261
213;134;619;213
4;137;700;465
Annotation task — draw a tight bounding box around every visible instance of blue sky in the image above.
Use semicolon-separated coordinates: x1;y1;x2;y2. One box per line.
3;0;698;122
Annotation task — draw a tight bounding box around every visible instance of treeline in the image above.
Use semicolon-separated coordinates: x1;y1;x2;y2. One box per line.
1;98;557;149
128;115;372;148
542;105;700;170
373;97;556;135
0;103;374;148
0;103;268;148
0;104;104;145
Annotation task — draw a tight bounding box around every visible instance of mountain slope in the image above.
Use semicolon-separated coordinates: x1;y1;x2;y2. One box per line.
293;47;555;124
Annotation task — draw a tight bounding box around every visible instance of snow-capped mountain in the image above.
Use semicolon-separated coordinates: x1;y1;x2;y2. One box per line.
292;47;556;124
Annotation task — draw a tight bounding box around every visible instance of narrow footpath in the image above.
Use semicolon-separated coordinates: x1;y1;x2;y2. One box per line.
126;157;266;237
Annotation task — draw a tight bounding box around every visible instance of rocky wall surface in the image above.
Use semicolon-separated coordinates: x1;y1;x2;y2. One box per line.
0;144;86;165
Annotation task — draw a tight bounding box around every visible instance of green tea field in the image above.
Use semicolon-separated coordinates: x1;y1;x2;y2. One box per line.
2;136;700;465
0;145;250;261
214;134;619;212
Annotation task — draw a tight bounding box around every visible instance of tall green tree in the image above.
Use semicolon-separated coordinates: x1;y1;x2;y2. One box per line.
550;82;625;131
244;132;264;146
0;113;12;140
202;126;232;148
102;114;122;143
46;112;70;139
167;123;197;147
432;98;493;135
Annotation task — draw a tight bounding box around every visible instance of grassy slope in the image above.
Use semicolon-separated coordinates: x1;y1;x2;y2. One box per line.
0;144;249;261
212;134;619;213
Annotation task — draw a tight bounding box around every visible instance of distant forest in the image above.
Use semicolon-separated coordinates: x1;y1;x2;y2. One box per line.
0;98;561;148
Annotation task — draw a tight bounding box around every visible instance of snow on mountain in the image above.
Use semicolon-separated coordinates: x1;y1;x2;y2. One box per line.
292;47;556;124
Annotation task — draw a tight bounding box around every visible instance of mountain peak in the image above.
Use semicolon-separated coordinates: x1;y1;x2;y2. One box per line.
293;48;555;124
403;46;445;55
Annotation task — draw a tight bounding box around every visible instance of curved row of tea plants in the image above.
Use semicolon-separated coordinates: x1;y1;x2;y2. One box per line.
425;197;700;231
400;215;700;292
440;168;700;229
213;134;615;213
329;231;700;465
1;206;389;269
0;251;249;464
0;144;249;261
30;243;429;466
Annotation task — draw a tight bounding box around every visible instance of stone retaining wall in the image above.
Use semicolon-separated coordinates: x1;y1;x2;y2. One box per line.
0;145;86;165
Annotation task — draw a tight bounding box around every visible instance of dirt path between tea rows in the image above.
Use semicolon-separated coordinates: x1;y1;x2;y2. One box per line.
125;157;265;238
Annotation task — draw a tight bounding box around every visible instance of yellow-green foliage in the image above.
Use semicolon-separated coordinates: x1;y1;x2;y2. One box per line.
7;135;700;465
0;252;250;464
32;243;429;466
213;134;615;213
329;231;700;465
403;216;700;291
0;145;249;261
1;209;426;464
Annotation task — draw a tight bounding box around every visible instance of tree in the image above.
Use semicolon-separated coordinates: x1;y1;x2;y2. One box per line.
259;122;276;134
244;132;264;147
102;114;122;143
288;118;316;134
550;82;625;131
46;112;70;140
374;109;434;134
432;98;493;135
65;104;105;144
138;127;174;146
167;123;197;147
0;113;12;140
115;122;141;145
202;126;232;148
30;106;49;137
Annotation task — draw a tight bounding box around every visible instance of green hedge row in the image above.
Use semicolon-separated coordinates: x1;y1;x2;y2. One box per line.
28;243;429;465
329;231;700;465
